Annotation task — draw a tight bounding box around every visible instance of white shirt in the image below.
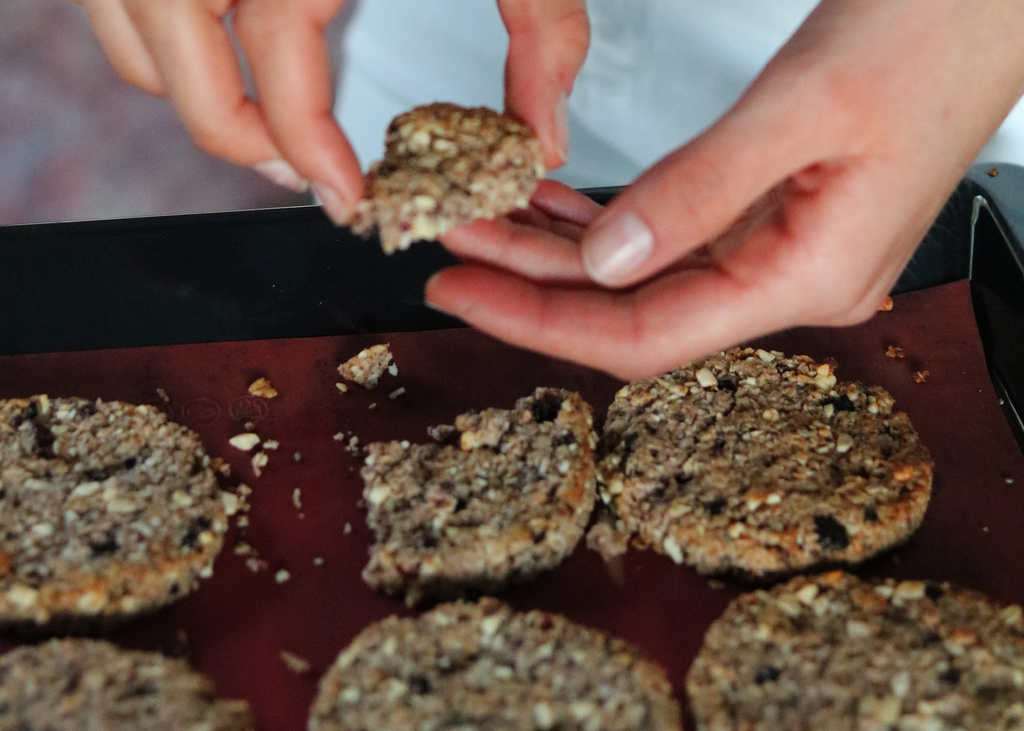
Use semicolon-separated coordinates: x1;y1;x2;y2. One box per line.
333;0;1024;187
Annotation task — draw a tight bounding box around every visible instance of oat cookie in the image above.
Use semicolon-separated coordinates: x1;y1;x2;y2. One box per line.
0;638;252;730
688;571;1024;731
0;396;230;630
351;102;545;253
591;348;933;577
310;597;682;731
361;388;596;606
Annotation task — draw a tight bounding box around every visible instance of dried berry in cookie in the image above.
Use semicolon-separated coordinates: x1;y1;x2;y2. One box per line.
0;638;252;730
310;597;682;731
350;102;545;253
0;396;230;630
590;348;933;578
361;388;596;606
688;571;1024;731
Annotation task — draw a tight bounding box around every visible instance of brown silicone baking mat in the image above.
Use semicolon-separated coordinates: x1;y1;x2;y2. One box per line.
0;278;1021;730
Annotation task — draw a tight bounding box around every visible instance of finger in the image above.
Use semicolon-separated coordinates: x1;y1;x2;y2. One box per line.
497;0;589;169
530;179;603;226
426;263;754;380
123;0;288;174
235;0;363;223
80;0;164;95
579;74;851;288
440;218;589;284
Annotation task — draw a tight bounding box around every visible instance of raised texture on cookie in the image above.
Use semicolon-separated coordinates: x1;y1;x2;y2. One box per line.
361;388;596;606
590;347;933;578
688;571;1024;730
0;396;229;631
0;638;253;730
310;597;682;731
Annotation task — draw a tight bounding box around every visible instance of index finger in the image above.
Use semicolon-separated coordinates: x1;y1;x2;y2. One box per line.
234;0;363;223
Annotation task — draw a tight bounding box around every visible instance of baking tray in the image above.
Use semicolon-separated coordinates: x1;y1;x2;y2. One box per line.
0;165;1022;730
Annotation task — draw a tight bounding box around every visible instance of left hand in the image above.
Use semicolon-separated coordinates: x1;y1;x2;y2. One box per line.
426;0;1024;380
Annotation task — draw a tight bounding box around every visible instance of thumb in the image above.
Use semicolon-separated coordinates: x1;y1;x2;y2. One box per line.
580;85;831;288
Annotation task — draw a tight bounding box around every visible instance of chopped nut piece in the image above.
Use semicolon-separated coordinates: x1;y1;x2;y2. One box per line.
280;650;311;674
879;296;894;311
336;382;348;393
275;569;291;584
293;488;302;510
262;440;279;451
913;370;930;384
333;432;346;441
156;388;171;403
251;451;269;477
885;345;905;359
229;433;261;452
389;387;407;400
248;377;278;399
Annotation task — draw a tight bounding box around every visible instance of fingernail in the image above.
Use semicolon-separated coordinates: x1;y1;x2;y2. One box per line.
553;90;569;166
583;212;654;285
312;182;354;225
253;160;309;193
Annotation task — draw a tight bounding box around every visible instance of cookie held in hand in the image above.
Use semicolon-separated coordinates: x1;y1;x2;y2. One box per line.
351;103;545;253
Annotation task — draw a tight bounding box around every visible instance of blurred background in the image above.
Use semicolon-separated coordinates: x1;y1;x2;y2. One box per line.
0;0;310;226
4;0;1023;228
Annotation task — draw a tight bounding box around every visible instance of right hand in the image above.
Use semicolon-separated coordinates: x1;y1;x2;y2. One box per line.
69;0;590;224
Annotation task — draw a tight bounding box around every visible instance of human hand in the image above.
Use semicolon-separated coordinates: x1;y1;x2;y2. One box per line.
68;0;588;224
427;0;1024;380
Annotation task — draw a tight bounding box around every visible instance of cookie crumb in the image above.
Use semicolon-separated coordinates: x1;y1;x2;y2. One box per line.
988;166;1001;177
338;344;393;389
878;296;894;311
280;650;311;675
913;370;930;384
885;345;905;359
249;377;278;399
229;433;261;452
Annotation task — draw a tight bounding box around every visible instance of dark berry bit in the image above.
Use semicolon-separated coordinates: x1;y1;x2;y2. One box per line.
822;395;857;413
706;498;727;516
530;392;563;423
753;665;782;685
863;505;879;523
409;674;432;695
716;377;738;392
938;667;961;684
925;582;944;601
813;515;850;551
